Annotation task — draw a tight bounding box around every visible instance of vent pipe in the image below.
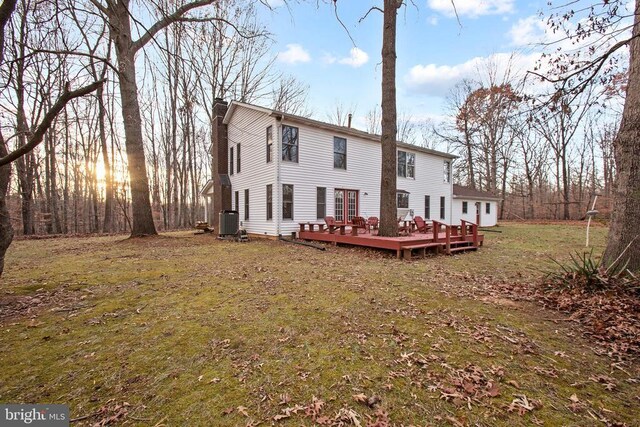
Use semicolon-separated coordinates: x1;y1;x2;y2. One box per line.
347;113;353;128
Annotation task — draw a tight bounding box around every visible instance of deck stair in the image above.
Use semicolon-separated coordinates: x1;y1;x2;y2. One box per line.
400;242;445;260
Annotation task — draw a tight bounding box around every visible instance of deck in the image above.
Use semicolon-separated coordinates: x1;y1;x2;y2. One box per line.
298;220;484;260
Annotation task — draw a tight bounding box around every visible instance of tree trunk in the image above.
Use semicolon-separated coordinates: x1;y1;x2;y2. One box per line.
0;131;14;276
603;0;640;272
379;0;401;237
111;1;157;236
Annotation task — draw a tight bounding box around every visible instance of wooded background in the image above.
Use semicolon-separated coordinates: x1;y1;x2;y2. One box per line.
1;0;622;237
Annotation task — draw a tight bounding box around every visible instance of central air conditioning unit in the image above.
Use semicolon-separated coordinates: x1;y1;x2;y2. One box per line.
219;210;239;236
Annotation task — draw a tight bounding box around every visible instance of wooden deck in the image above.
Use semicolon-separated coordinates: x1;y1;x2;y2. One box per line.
298;220;483;260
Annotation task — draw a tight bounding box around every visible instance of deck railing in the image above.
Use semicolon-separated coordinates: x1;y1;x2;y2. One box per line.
460;220;478;247
431;220;451;254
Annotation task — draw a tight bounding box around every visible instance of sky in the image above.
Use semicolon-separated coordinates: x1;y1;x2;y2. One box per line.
256;0;555;128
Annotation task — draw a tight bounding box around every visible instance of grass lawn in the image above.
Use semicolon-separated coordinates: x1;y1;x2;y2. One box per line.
1;222;638;426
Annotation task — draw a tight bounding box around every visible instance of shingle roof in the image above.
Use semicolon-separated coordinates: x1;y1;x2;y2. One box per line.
453;184;502;200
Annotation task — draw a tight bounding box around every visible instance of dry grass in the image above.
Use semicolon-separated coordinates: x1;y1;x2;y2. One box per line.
1;222;638;426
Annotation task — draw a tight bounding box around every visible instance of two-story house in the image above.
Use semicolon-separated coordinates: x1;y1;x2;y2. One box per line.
202;100;458;237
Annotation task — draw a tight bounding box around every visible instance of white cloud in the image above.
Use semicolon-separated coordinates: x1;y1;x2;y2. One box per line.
321;52;337;65
277;44;311;64
428;15;439;26
404;52;541;97
338;47;369;68
427;0;514;18
508;15;556;47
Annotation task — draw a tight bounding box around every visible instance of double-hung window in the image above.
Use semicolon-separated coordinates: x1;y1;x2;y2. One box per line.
229;147;234;175
425;195;430;219
462;201;468;214
317;187;326;219
244;189;249;220
440;196;446;220
266;126;273;163
266;184;273;220
443;160;451;183
333;137;346;169
397;150;415;178
282;125;299;162
282;184;294;219
486;202;491;214
237;144;241;173
397;192;409;209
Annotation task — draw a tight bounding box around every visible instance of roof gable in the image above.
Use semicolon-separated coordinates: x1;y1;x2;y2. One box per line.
223;101;457;160
453;184;501;200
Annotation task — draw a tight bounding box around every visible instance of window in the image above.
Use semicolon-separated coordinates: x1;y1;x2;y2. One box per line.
425;195;430;219
397;150;415;178
266;126;273;163
443;160;451;183
333;137;347;169
237;143;241;173
317;187;326;219
486;202;491;214
283;184;294;219
244;189;249;220
397;192;409;209
234;191;239;213
229;146;234;175
440;196;446;220
462;201;468;214
266;185;273;220
282;125;299;162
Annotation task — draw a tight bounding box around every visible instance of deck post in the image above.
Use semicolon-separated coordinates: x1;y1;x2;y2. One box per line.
432;220;440;242
445;224;451;254
461;220;467;238
472;222;478;247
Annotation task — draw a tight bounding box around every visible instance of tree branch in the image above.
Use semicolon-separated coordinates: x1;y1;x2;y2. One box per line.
132;0;215;53
0;79;106;167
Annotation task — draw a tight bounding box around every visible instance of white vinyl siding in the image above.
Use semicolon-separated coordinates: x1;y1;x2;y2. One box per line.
226;103;454;236
227;107;278;235
452;199;499;226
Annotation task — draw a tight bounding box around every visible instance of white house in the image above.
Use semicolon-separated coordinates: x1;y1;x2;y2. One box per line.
452;184;501;227
203;100;458;237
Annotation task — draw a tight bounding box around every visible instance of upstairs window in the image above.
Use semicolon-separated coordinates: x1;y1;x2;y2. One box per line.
397;150;415;178
282;125;299;162
229;146;234;175
443;160;451;183
237;143;241;173
266;126;273;163
333;137;347;169
397;192;409;209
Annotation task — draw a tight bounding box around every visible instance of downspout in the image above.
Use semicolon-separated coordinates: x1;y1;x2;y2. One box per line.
275;114;283;236
449;158;454;225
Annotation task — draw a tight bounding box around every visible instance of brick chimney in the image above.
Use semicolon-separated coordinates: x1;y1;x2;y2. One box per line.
211;99;232;233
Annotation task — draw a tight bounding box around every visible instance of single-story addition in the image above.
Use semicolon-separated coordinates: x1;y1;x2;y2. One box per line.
203;99;459;237
452;184;502;227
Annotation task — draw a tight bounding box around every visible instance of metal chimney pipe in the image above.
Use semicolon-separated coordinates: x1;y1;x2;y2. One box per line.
347;113;352;128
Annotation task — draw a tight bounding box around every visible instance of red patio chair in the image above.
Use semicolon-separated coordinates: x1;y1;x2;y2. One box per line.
367;216;379;232
413;216;430;233
351;216;367;234
324;216;337;233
